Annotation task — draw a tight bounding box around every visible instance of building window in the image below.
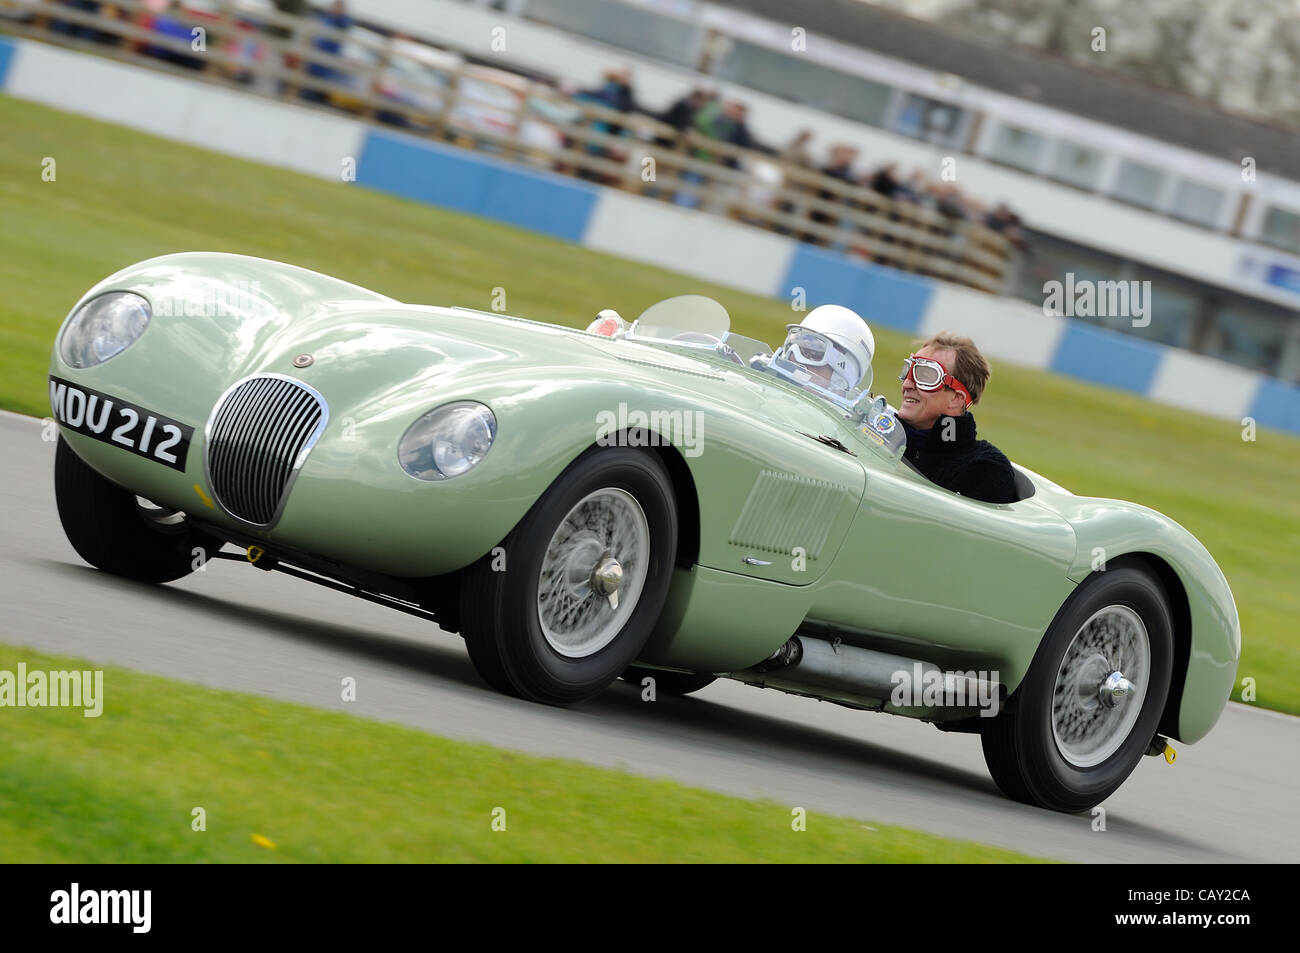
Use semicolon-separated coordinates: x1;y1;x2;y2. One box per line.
1133;271;1199;349
1260;205;1300;254
1204;303;1289;376
986;123;1047;173
1168;179;1225;228
524;0;702;69
891;93;968;147
1111;159;1166;210
714;40;893;127
1047;140;1103;190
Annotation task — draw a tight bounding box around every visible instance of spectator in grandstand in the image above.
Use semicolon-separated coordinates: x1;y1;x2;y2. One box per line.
820;144;858;185
896;168;929;204
671;97;732;208
898;333;1017;504
269;0;307;34
709;100;769;168
144;0;206;71
571;69;640;183
50;0;116;46
302;0;352;104
265;1;308;94
985;202;1029;251
934;182;970;223
779;129;815;168
575;68;639;119
809;144;858;234
658;87;715;139
868;162;903;201
772;130;816;238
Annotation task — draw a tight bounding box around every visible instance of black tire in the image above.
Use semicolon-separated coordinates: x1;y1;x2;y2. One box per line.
980;565;1173;812
460;447;677;706
54;436;221;583
622;666;716;696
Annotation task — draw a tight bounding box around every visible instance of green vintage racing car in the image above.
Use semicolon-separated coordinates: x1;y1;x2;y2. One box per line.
48;252;1240;812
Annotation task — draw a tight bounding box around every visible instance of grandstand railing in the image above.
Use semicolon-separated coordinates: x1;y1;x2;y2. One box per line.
2;0;1017;293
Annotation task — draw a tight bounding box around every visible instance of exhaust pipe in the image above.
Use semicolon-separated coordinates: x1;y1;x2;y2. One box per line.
737;636;1001;712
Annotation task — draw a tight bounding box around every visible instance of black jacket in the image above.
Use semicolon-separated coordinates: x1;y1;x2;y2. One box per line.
901;412;1018;504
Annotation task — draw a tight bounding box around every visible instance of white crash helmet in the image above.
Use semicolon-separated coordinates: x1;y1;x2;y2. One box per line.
777;304;876;396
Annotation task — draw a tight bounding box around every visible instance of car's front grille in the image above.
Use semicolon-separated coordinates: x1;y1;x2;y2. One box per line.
205;375;327;526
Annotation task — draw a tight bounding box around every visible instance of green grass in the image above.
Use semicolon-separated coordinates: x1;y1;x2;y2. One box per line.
0;644;1049;862
0;93;1296;714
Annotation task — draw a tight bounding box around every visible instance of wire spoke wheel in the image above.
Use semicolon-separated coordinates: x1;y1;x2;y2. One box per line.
980;566;1172;812
537;487;649;658
459;447;677;706
1051;605;1150;767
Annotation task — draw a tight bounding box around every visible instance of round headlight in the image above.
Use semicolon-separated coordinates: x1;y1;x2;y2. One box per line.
399;401;497;481
59;292;151;368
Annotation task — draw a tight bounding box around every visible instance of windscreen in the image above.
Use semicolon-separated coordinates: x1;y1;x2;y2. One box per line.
630;295;730;343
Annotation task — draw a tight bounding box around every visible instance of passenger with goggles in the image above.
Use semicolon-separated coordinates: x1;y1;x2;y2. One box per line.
896;332;1018;504
899;351;973;419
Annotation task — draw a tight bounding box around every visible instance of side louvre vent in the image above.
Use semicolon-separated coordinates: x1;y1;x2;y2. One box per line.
728;469;853;559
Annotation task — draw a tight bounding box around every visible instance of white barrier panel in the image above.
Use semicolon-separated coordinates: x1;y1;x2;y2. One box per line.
5;40;366;181
1149;349;1261;422
582;191;795;299
919;282;1066;371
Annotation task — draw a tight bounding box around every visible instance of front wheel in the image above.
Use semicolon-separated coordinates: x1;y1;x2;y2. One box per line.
980;565;1173;812
460;447;678;705
54;436;221;583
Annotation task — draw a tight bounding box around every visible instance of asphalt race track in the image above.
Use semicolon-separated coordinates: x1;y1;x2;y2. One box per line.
3;411;1295;862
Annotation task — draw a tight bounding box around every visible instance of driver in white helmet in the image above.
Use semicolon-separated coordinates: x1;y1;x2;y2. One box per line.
772;304;876;399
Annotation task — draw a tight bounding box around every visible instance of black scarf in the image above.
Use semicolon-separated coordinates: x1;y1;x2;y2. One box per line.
901;413;1018;504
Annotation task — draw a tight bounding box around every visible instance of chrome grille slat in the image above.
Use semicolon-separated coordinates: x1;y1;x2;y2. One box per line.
212;378;261;515
205;375;327;526
224;378;271;519
264;391;314;514
232;379;279;520
241;379;279;517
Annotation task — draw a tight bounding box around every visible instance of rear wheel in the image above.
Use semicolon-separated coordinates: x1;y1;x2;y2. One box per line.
54;436;221;583
981;565;1173;812
460;447;677;705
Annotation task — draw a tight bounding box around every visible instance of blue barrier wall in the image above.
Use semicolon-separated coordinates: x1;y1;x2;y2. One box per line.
780;245;934;334
0;36;17;88
1247;377;1300;434
1050;322;1164;395
357;131;599;244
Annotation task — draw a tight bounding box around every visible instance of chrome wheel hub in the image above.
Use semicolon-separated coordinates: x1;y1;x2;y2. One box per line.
1052;605;1150;767
590;556;625;609
536;488;650;658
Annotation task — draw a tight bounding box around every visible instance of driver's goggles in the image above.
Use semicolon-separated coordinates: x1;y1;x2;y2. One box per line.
786;327;833;364
900;355;972;406
786;328;860;380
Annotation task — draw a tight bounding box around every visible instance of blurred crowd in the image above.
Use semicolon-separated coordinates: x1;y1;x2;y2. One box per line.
569;74;1027;258
36;1;1025;277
